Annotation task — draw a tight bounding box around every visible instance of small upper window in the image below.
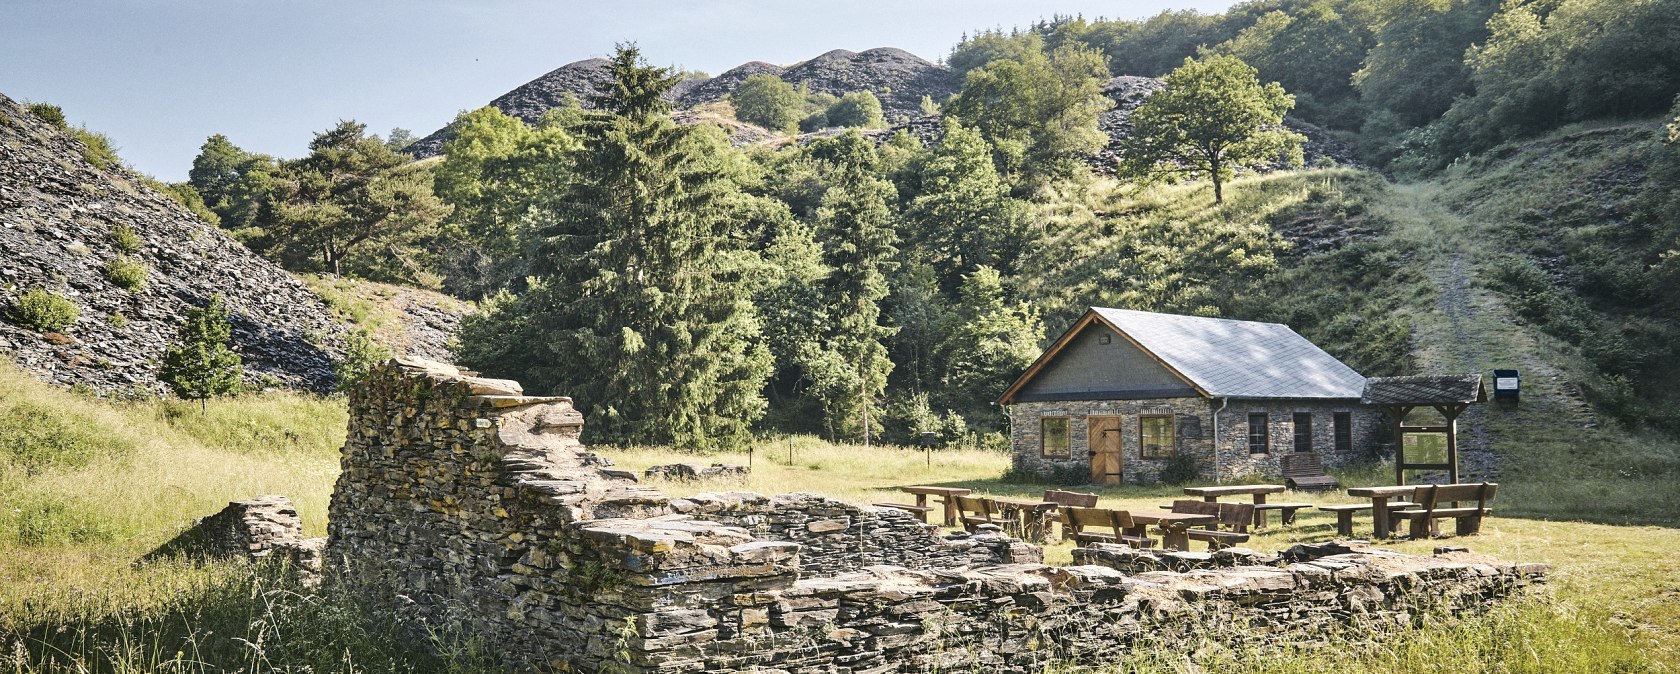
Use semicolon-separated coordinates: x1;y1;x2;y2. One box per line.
1097;332;1112;345
1248;413;1269;454
1140;415;1175;458
1041;417;1070;458
1334;412;1352;453
1293;412;1313;452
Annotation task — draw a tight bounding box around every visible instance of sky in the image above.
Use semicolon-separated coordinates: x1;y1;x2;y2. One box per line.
1;0;1238;181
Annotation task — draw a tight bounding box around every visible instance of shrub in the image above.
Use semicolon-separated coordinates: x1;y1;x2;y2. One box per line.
105;312;128;328
72;127;120;170
334;329;392;393
825;91;886;129
1159;452;1201;485
104;255;149;291
8;288;78;332
110;223;143;254
27;102;67;129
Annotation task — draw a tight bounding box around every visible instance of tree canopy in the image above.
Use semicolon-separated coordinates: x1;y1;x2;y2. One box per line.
1119;54;1303;203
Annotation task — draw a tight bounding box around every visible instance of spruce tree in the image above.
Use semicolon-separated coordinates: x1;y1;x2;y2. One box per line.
905;117;1033;291
813;131;899;444
491;44;771;449
160;294;243;413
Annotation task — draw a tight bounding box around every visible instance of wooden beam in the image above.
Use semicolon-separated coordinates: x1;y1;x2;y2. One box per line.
995;312;1100;406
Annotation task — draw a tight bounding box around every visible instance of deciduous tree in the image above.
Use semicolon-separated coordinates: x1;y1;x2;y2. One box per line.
1119;54;1303;203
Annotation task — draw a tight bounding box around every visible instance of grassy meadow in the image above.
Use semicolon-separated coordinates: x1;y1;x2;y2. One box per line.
0;356;1677;671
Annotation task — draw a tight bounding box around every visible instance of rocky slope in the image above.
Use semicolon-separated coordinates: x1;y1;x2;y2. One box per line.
0;93;349;394
410;52;1353;171
407;47;959;156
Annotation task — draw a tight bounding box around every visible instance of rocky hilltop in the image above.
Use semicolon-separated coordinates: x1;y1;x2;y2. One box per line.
407;47;959;156
0;93;349;394
408;51;1352;170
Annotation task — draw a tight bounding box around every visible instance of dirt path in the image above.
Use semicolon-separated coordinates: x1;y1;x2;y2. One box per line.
1378;183;1602;479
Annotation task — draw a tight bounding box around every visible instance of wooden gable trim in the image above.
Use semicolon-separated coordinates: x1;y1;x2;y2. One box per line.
995;309;1208;405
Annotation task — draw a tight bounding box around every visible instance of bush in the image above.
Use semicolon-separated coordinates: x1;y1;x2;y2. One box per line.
730;74;804;133
72;127;120;170
110;223;143;254
104;255;149;291
334;329;392;393
8;288;79;332
27;102;68;129
1159;452;1201;485
826;92;885;129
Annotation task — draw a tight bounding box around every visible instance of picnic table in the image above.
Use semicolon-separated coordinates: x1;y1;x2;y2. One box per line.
1181;484;1305;528
1125;511;1219;551
1344;485;1418;538
987;497;1059;542
900;486;972;527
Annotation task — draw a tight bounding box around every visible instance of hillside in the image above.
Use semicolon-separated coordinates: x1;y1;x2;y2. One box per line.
0;94;349;394
406;47;961;156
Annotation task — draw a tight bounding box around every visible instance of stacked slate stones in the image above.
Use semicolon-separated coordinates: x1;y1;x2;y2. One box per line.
324;358;1547;673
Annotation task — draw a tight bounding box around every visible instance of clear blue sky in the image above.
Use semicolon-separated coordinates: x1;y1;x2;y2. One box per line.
1;1;1237;181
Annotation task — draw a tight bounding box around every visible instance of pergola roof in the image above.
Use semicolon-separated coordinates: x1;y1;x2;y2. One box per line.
1361;374;1487;406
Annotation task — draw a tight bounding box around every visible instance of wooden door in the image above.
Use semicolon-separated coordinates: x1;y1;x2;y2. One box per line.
1088;416;1123;485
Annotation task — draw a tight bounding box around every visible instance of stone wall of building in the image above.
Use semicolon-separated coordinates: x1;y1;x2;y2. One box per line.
1007;397;1214;484
326;359;1544;673
1007;398;1386;484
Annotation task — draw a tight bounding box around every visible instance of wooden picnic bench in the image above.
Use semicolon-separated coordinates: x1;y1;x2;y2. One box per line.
1182;484;1309;528
1317;499;1419;537
1167;499;1255;550
871;502;936;523
989;497;1059;542
900;486;972;527
1280;453;1339;491
1343;485;1420;538
955;495;997;532
1391;482;1497;538
1126;510;1220;551
1060;506;1156;549
1042;489;1099;541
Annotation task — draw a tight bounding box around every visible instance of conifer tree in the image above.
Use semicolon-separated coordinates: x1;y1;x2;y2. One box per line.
905;117;1033;291
474;44;771;449
160;294;243;413
813;131;899;444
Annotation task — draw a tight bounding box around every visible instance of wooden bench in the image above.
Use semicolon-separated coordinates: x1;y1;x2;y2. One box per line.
1317;500;1419;537
1042;489;1098;540
955;495;997;532
1391;482;1497;538
1280;453;1339;491
1253;501;1312;527
1061;506;1155;549
872;502;936;523
1168;500;1254;550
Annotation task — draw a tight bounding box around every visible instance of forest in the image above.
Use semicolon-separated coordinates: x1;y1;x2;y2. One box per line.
159;0;1680;449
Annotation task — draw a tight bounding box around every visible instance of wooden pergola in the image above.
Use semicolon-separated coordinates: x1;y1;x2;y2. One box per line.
1361;374;1487;485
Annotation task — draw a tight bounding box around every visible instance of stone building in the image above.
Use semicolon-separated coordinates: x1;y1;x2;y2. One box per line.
998;307;1384;484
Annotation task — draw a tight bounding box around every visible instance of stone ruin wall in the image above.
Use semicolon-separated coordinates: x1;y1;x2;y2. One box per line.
325;359;1547;673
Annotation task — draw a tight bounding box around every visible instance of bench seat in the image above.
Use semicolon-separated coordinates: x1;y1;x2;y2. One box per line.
873;503;935;523
1393;482;1497;538
1186;529;1250;550
1252;502;1312;527
1318;501;1419;536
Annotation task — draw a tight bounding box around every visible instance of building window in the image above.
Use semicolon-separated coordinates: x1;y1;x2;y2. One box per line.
1041;417;1070;458
1293;412;1313;452
1140;415;1175;458
1334;412;1352;453
1247;413;1269;454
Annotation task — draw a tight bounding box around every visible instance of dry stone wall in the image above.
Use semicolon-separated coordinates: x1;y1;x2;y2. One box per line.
326;359;1545;673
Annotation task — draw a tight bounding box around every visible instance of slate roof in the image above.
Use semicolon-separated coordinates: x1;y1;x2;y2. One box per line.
1361;374;1486;406
1090;307;1368;399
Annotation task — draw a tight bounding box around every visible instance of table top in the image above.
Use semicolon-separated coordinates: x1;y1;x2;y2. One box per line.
1346;485;1418;497
1182;484;1287;497
901;485;972;496
989;497;1057;509
1129;511;1219;526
